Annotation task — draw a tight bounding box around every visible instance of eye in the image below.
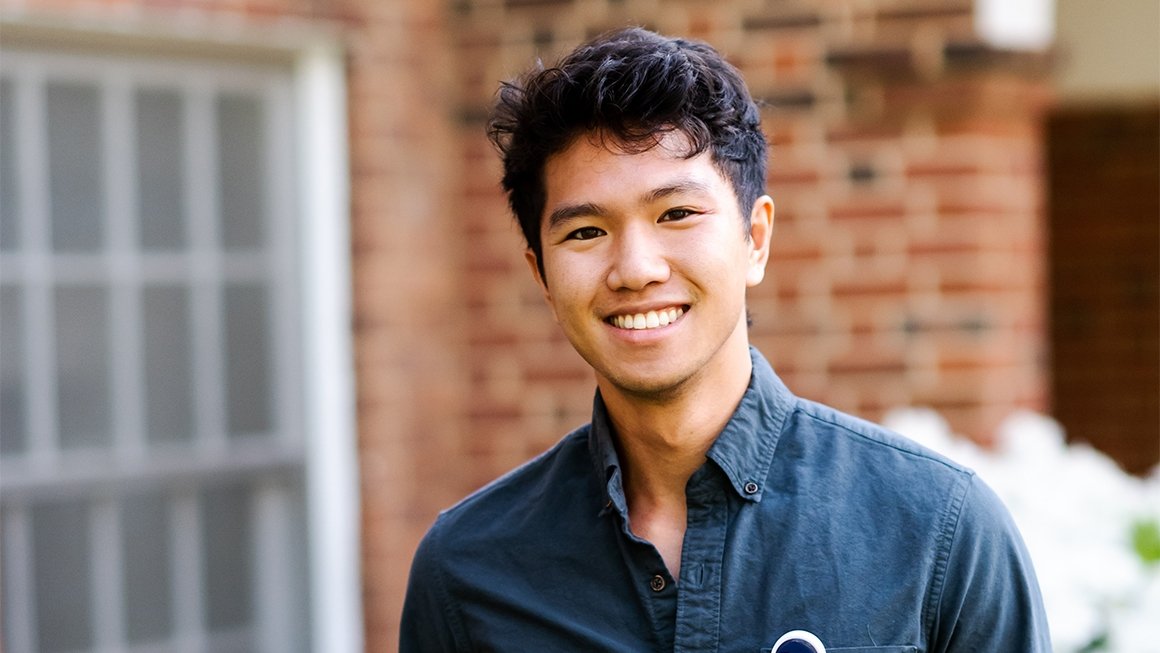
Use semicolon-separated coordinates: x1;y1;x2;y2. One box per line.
566;226;605;241
660;208;697;222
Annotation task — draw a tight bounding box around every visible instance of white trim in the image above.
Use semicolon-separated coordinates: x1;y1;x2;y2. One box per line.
0;13;344;65
295;42;362;653
171;487;205;653
253;478;294;653
2;503;36;653
105;74;148;463
185;83;227;454
14;67;59;471
265;74;303;451
974;0;1055;50
91;496;125;650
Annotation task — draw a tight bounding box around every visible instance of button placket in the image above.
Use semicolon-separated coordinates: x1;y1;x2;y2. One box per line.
672;468;730;650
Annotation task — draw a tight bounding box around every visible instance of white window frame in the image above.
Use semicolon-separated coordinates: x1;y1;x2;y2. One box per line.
0;16;361;653
295;38;363;653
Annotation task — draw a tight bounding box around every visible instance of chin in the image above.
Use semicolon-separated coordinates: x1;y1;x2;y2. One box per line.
598;365;694;400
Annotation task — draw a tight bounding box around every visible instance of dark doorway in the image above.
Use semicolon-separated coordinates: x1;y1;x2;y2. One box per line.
1047;103;1160;475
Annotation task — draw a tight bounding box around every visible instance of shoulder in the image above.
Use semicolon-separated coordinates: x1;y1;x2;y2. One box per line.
929;467;1052;650
779;400;1050;649
786;397;975;487
786;399;1027;536
402;425;596;650
424;424;594;548
786;400;1050;649
775;398;993;570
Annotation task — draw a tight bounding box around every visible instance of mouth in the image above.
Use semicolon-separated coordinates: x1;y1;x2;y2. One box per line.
606;305;687;331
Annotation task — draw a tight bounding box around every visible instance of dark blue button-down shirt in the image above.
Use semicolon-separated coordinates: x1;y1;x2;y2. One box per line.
401;348;1051;652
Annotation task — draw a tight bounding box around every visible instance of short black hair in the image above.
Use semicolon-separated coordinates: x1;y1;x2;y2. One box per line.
487;27;768;275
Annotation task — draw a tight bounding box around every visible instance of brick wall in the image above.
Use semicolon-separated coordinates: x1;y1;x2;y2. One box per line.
338;1;464;648
4;0;1062;650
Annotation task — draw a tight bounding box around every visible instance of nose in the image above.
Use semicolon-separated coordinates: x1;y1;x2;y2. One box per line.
605;224;670;291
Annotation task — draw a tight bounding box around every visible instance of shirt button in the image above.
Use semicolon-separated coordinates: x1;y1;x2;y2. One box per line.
649;574;666;592
744;481;760;494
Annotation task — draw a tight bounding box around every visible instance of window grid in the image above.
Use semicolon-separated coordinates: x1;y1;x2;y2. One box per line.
2;503;34;652
105;74;148;464
14;65;59;471
172;486;207;653
92;496;124;648
0;48;307;653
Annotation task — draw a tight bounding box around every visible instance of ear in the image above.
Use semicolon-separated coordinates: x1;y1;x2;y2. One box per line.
745;195;774;287
524;248;559;321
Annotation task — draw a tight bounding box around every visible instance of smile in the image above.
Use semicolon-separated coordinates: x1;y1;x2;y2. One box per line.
607;306;686;330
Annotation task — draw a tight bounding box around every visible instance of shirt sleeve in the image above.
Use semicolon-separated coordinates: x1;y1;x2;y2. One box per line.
400;519;470;653
930;473;1053;652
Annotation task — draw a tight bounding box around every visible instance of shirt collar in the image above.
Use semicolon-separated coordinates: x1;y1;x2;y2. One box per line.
588;346;795;514
704;347;794;502
589;392;626;517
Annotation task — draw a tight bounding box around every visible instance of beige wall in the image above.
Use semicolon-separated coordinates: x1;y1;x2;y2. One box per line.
1055;0;1160;100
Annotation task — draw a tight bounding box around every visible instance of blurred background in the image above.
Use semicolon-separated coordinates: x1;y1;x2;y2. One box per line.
0;0;1156;651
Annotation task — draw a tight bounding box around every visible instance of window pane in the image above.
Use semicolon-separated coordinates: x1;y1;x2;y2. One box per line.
285;476;313;652
202;482;252;630
224;284;271;435
122;491;173;643
1;285;26;454
47;82;104;252
55;286;111;449
143;285;193;444
33;500;93;652
137;89;187;250
0;77;18;251
217;93;265;250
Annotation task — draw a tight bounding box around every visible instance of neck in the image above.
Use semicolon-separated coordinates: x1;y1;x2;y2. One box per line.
599;338;753;502
598;336;753;578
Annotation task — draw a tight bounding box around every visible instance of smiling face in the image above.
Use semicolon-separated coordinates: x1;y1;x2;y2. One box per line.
527;132;774;404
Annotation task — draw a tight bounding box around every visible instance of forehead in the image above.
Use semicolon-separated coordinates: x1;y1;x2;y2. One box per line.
541;131;732;215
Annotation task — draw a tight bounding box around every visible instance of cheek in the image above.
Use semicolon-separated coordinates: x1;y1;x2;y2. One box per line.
543;258;592;312
679;244;745;285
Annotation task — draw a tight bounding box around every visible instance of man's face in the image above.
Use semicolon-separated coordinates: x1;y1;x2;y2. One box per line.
527;132;773;401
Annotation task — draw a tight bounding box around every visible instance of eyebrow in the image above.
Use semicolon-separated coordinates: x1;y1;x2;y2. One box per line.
642;178;714;204
546;202;608;232
544;178;715;232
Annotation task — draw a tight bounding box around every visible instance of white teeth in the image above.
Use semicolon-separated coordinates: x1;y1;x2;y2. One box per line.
611;307;684;330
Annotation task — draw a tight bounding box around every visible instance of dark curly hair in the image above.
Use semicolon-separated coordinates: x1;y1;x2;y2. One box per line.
487;27;768;275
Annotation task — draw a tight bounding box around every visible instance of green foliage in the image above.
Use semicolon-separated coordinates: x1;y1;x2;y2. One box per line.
1131;518;1160;566
1077;632;1109;653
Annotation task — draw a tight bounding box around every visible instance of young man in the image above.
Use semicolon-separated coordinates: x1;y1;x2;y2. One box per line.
401;28;1051;652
